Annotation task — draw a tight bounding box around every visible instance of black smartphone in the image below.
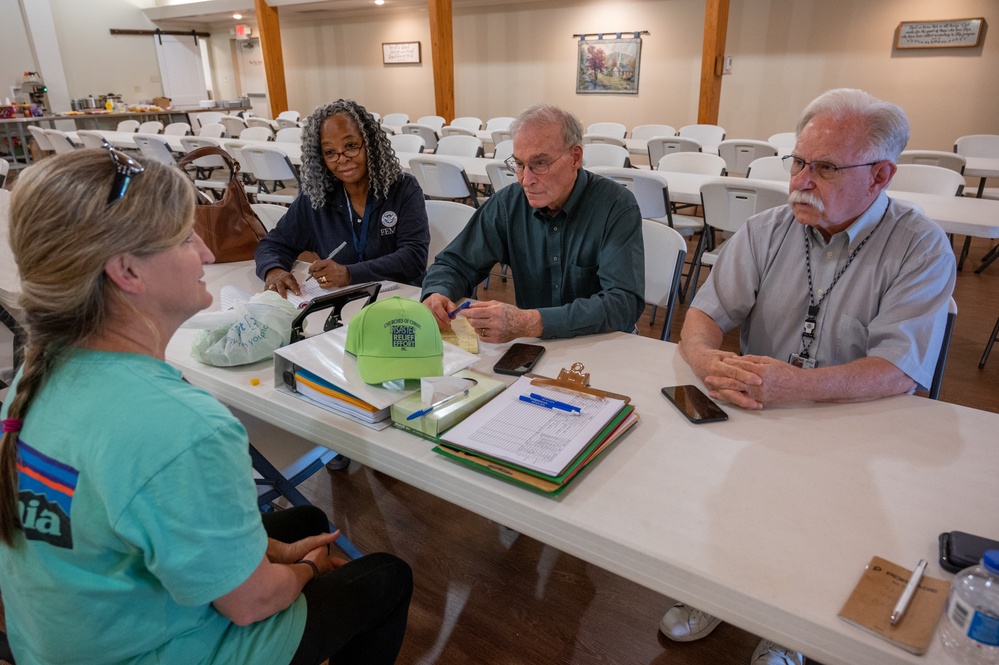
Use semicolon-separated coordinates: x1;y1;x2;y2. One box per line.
939;531;999;573
661;385;728;424
493;343;546;376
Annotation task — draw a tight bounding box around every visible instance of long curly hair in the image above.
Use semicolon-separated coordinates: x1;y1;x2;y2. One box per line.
300;99;403;208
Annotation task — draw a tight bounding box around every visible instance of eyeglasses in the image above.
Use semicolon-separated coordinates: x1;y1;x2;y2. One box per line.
105;144;145;206
322;143;363;163
782;155;879;180
504;149;571;176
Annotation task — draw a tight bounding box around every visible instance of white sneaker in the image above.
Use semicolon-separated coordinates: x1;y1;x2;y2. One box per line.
750;639;804;665
658;603;722;642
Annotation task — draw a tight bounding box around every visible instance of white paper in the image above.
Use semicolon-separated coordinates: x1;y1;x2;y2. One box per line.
420;376;477;405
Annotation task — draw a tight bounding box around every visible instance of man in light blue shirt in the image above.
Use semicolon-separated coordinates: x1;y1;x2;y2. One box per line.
662;89;956;665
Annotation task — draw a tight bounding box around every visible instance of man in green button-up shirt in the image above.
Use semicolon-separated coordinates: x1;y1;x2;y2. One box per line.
421;103;645;343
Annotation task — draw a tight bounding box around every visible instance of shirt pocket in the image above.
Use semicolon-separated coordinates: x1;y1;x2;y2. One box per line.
833;314;868;365
566;261;600;301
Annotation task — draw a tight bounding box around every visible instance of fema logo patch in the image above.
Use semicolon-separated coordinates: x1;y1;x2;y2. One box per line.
391;323;416;349
381;211;398;228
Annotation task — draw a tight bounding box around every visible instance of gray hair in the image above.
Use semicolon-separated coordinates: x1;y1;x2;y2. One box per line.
510;104;584;151
299;99;402;208
796;88;910;162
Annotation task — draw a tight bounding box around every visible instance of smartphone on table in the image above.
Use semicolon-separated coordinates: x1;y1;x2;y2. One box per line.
493;343;546;376
661;385;728;424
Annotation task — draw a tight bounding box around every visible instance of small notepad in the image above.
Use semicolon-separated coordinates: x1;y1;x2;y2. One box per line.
838;556;950;655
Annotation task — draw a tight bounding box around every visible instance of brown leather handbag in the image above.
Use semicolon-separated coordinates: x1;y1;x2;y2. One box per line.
178;146;267;262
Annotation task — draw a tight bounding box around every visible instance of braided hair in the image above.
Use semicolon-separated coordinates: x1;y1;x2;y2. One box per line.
0;150;195;545
299;99;403;208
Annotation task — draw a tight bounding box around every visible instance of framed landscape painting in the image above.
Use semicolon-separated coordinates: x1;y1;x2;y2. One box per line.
576;36;642;94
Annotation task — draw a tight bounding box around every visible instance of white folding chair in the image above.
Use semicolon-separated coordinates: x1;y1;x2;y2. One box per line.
687;179;789;300
76;130;108;150
586;122;627;139
240;126;275;142
195;111;225;131
647;136;702;166
199;123;226;139
889;164;966;196
440;126;476;138
582;134;627;147
43;129;79;154
582;143;629;168
451;117;483;132
382;113;409;126
491;139;513;163
401;124;439;152
898;150;967;174
490;129;513;146
436;135;484;158
410;155;479;208
485;160;518;193
134;134;177;165
275;127;303;144
631;124;677;140
657;152;727;175
642;220;687;341
27;125;54;155
417;115;447;132
220;140;260;196
928;297;957;400
276;117;300;130
678;124;726;152
767;132;797;156
116;119;140;133
221;115;248;138
242;144;300;205
717;139;778;176
137;121;163;135
746;156;791;182
277;110;300;122
163;122;191;136
246;116;278;132
425;200;477;267
388;133;426;154
0;159;8;188
179;136;229;195
485;117;514;132
250;203;288;232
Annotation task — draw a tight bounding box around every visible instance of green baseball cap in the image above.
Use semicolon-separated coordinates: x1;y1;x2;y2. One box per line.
345;297;444;384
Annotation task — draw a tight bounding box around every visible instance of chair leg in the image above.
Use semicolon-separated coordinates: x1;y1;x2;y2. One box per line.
979;314;999;369
249;444;363;560
974;242;999;274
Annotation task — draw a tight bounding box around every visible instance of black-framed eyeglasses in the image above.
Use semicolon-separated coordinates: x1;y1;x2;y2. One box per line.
105;143;145;206
504;149;571;176
322;143;363;163
782;155;879;181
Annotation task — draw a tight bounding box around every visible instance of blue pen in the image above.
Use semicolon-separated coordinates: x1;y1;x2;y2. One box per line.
529;393;581;413
448;300;472;319
519;394;580;415
407;389;470;420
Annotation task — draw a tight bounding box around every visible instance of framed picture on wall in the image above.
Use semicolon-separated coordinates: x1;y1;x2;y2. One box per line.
576;36;642;94
895;18;984;49
382;42;422;64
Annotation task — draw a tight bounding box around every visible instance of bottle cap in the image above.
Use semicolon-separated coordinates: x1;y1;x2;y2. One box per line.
984;549;999;574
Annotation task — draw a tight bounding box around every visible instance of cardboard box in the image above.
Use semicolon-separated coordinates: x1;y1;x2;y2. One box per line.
152;96;171;109
391;370;507;440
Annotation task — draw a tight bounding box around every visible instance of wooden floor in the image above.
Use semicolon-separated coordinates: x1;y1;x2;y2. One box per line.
300;235;998;665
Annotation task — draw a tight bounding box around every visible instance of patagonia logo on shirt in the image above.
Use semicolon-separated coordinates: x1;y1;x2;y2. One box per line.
16;441;77;548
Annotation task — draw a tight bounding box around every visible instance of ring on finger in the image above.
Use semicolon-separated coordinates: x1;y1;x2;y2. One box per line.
319;275;327;284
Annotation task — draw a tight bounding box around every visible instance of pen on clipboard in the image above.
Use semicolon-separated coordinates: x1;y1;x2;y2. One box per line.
449;300;472;319
407;389;470;420
519;394;581;415
305;241;347;283
890;558;927;625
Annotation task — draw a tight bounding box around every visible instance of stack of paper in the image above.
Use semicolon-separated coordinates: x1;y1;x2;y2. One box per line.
391;370;506;439
294;368;389;424
434;376;639;494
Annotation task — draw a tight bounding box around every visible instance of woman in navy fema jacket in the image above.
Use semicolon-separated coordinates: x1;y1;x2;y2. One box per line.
255;99;430;295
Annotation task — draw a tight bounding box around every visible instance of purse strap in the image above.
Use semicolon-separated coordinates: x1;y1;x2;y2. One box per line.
177;145;239;181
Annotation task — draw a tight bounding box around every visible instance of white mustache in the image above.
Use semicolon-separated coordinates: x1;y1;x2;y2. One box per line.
789;190;825;213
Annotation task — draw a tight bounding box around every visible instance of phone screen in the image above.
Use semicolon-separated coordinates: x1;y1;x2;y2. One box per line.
661;385;728;424
493;343;546;376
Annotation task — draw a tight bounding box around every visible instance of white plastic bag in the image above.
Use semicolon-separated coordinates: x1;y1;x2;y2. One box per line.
186;291;300;366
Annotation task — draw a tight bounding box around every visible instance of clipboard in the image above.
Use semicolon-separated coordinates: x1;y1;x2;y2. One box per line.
290;282;381;343
529;362;631;403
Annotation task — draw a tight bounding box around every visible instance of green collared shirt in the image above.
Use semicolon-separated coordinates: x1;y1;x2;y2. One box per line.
422;169;645;338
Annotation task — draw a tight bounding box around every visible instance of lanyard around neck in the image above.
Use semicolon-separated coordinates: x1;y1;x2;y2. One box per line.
344;186;372;261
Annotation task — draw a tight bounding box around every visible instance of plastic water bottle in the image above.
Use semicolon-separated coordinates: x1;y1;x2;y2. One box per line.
940;549;999;663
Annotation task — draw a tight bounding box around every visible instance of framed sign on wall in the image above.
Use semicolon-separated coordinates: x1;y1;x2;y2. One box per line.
895;18;985;49
382;42;422;64
575;34;643;95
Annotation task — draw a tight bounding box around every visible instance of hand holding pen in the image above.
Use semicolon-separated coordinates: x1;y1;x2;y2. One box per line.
307;241;348;285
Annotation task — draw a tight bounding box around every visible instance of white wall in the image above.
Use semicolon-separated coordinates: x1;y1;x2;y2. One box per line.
0;1;34;102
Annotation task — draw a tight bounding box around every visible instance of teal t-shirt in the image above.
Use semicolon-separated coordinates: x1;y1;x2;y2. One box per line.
0;350;306;665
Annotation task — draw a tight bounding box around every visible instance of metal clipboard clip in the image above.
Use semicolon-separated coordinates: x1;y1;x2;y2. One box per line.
529;362;631;403
289;282;381;343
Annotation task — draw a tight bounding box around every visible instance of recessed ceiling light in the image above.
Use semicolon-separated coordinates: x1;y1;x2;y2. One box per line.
374;0;385;5
233;13;242;19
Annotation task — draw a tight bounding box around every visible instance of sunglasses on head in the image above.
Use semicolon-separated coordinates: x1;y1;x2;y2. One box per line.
104;142;145;206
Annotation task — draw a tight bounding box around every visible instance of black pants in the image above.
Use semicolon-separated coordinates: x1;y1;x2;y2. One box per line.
262;507;413;665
